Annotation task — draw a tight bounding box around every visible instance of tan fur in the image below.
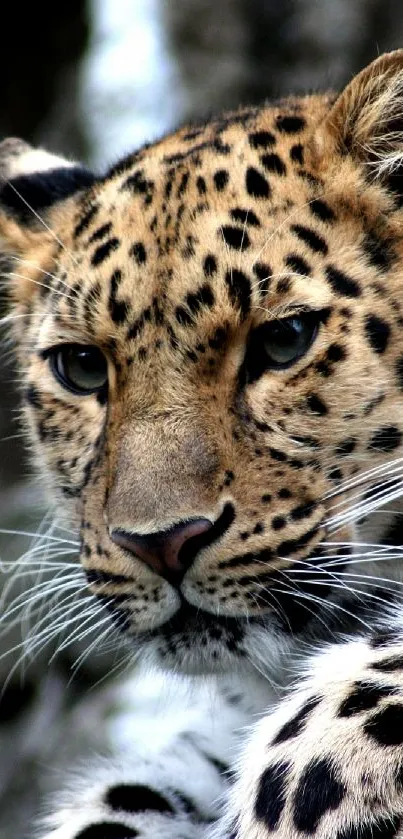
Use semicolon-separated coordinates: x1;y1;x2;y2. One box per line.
2;51;403;649
5;48;403;839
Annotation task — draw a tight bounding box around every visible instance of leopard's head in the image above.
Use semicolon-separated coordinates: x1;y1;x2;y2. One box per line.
3;53;403;675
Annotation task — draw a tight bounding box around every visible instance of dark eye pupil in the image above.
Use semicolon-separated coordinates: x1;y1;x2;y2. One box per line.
51;345;108;395
244;313;318;384
264;317;311;364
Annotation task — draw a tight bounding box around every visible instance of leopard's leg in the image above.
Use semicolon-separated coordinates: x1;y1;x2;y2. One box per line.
214;628;403;839
39;747;219;838
36;671;256;839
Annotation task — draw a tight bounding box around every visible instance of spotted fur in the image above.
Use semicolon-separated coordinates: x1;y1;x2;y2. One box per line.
4;51;403;838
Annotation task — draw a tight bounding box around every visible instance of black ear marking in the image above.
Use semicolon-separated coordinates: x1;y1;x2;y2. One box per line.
0;137;96;225
0;167;96;225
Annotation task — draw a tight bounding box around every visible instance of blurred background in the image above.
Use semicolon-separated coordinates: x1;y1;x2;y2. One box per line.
1;1;403;835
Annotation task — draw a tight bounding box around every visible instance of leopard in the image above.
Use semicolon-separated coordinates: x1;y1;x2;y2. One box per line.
3;49;403;839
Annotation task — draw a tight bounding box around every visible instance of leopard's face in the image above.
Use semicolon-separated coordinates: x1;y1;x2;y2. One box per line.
4;52;403;675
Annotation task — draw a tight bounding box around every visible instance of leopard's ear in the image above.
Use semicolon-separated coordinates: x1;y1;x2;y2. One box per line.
314;50;403;191
0;138;95;302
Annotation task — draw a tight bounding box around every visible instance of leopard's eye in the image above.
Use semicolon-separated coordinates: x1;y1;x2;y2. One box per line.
244;313;319;384
262;315;318;367
48;345;108;396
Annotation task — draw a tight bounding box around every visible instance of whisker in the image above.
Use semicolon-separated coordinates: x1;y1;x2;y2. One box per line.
6;255;69;287
269;584;373;632
0;178;80;267
328;481;403;529
50;610;111;661
327;474;403;513
5;271;69;299
282;574;401;609
325;458;403;500
0;528;79;545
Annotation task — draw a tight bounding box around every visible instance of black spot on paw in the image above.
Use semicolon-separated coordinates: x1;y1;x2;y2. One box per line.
338;681;395;717
89;222;112;244
186;283;215;314
272;695;320;745
364;703;403;745
122;170;154;196
272;515;286;531
336;814;401;839
293;757;346;832
254;760;291;830
177;171;189;196
209;326;228;350
106;784;174;814
370;630;397;649
175;305;193;326
372;655;403;673
196;175;206;194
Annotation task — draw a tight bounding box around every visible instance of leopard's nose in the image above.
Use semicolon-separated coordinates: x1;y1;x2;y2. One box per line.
110;518;213;586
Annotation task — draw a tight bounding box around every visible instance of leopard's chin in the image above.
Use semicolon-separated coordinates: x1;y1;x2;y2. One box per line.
135;603;250;675
101;576;337;675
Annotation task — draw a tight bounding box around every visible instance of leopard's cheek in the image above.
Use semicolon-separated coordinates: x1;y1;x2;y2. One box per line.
22;369;107;520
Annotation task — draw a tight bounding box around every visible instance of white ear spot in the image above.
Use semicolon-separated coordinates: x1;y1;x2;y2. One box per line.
0;137;75;181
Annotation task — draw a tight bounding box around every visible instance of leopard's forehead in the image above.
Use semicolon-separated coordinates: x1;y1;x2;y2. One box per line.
44;92;396;365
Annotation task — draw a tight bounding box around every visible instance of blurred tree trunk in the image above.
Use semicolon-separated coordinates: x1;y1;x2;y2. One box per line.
0;1;90;488
162;0;403;120
0;2;90;156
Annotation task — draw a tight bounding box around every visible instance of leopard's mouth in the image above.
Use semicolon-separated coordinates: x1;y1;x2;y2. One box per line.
151;600;246;637
91;529;356;664
144;601;250;671
91;541;364;676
